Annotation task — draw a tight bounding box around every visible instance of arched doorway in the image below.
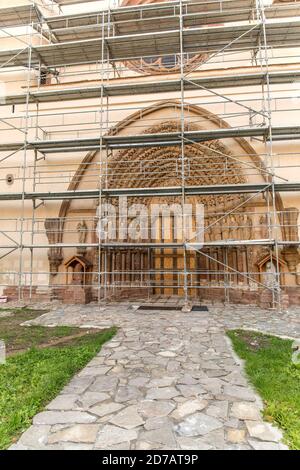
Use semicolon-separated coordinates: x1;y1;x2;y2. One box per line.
54;101;287;303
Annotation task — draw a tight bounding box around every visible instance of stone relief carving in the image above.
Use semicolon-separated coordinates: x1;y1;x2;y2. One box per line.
45;218;64;277
280;207;300;273
77;220;88;254
262;261;280;291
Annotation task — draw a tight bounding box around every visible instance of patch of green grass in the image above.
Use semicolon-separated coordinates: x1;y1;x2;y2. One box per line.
227;329;300;450
0;308;86;353
0;327;117;449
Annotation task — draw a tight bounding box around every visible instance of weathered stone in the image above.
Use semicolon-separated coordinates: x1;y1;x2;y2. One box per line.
222;385;256;402
109;405;145;429
171;399;208;420
33;411;97;425
146;387;180;400
47;394;79;411
158;351;177;358
206;401;228;420
89;376;118;393
140;426;177;447
18;425;50;447
77;392;110;409
48;424;100;444
227;428;246;443
248;439;288;450
147;377;175;388
95;425;138;448
78;366;111;377
245;421;283;442
201;429;225;449
62;377;94;394
175;412;223;437
200;378;224;395
230;402;261;421
128;377;149;388
177;374;199;385
138;400;175;418
90;402;124;417
115;386;143;403
144;416;171;430
176;384;206;398
177;436;213;450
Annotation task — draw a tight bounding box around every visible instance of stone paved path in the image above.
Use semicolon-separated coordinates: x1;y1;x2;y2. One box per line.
11;303;299;450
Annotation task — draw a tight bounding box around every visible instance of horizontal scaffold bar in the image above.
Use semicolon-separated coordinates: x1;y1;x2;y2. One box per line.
1;19;300;68
3;69;300;106
1;126;300;153
0;240;299;250
1;1;300;40
0;183;299;201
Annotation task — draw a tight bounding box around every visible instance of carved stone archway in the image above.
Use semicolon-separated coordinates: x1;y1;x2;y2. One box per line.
52;100;295;303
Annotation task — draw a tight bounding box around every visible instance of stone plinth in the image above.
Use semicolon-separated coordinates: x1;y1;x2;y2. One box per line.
62;286;92;305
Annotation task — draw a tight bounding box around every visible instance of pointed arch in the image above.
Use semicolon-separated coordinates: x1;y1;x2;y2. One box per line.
58;99;284;220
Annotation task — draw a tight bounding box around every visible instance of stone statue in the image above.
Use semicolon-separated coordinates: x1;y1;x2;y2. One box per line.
73;262;84;285
45;218;64;276
263;261;279;291
77;220;88;244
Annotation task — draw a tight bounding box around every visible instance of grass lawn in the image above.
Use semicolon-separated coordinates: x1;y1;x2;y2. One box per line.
227;329;300;450
0;307;116;449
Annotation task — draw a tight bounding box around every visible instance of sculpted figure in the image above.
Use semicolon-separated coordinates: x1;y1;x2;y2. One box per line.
77;220;88;244
73;262;84;285
263;261;279;291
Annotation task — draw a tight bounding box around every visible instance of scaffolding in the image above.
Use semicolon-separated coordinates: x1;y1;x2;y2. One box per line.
0;0;300;309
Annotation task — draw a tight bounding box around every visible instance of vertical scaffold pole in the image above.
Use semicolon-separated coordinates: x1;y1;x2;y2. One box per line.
179;0;189;307
258;0;282;311
18;15;34;301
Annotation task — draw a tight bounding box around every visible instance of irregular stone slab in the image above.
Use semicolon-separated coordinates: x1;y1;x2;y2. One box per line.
158;351;177;358
62;377;94;394
172;399;208;420
146;377;175;388
227;428;246;443
89;376;119;393
90;402;124;417
140;426;177;447
206;401;228;420
177;374;199;385
230;402;261;421
144;416;171;431
248;439;288;450
78;366;111;377
109;405;145;429
48;424;100;444
176;384;206;398
177;436;213;450
115;386;143;403
201;429;225;449
222;385;256;402
146;387;180;400
138;400;175;418
47;394;79;411
58;443;94;450
33;411;97;425
77;392;110;409
18;425;50;447
200;378;224;395
245;421;283;442
95;425;138;448
128;377;150;388
175;412;223;437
